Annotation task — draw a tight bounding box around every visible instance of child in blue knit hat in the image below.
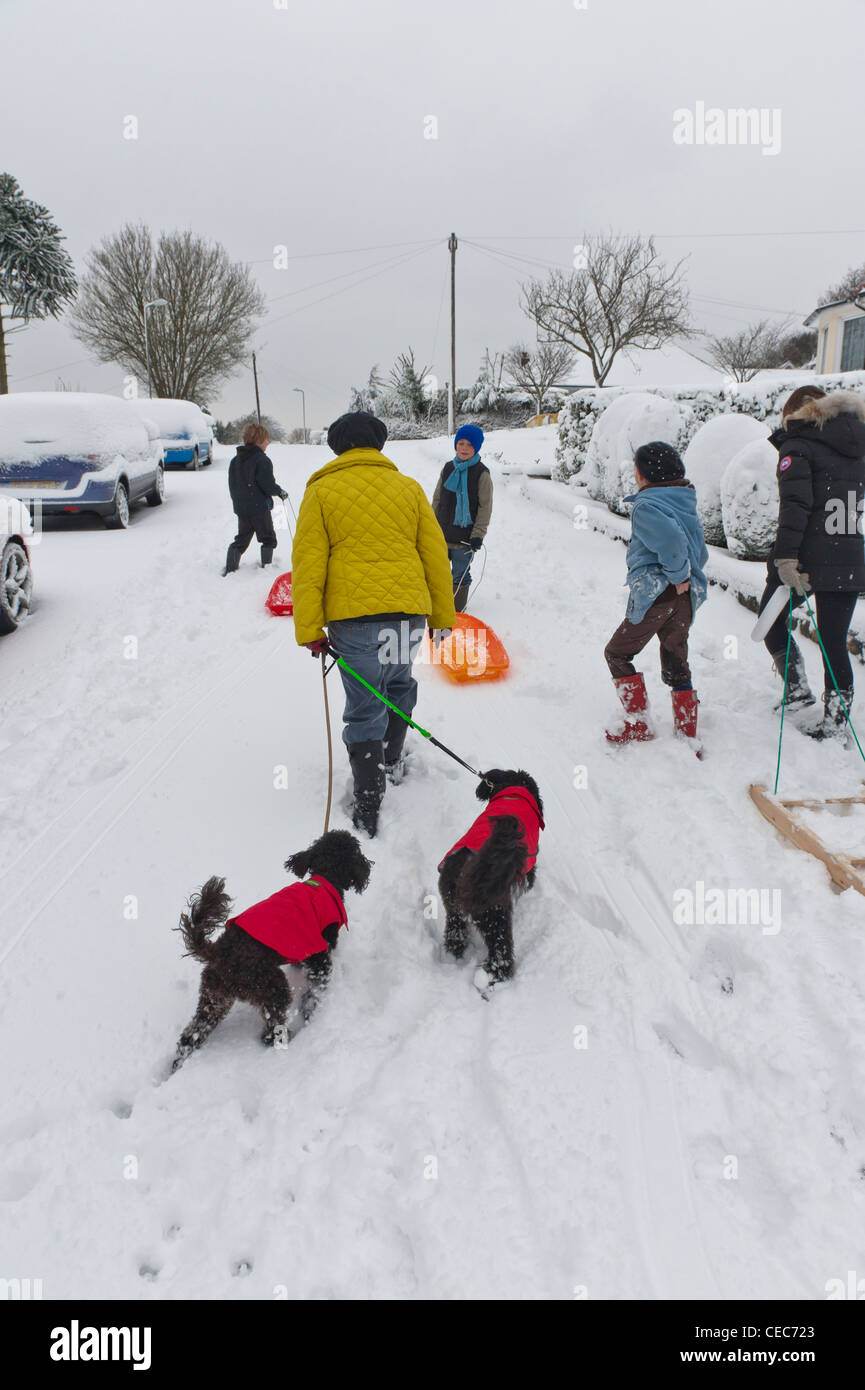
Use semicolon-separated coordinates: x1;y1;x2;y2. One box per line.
431;423;493;611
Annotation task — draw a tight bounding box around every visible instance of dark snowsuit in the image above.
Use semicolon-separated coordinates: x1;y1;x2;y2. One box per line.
225;443;284;569
759;390;865;692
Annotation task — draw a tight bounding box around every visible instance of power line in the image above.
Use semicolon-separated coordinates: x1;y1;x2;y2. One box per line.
463;229;865;240
264;243;439;328
244;238;443;265
265;243;441;306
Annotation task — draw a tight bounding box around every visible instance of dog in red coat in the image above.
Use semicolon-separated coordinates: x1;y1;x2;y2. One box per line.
438;769;545;987
172;830;372;1069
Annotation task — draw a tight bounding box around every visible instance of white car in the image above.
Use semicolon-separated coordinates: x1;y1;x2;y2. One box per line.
0;496;34;634
127;398;214;470
0;392;164;529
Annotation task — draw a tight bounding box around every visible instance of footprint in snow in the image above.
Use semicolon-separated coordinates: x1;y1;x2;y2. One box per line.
232;1259;253;1277
138;1262;161;1282
653;1014;720;1070
109;1098;133;1119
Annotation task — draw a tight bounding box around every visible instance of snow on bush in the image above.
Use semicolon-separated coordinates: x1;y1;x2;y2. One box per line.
583;392;685;514
684;414;770;546
720;438;779;560
0;392;154;465
729;369;865;423
554;370;865;487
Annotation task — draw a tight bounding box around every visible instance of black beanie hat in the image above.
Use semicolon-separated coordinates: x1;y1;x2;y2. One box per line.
327;411;388;456
634;441;685;483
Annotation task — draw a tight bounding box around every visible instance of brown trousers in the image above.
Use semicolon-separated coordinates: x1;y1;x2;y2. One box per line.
605;585;693;687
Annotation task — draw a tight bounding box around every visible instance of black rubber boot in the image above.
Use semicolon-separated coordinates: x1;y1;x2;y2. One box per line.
348;740;386;837
770;643;815;712
260;544;275;567
806;687;854;743
383;711;409;783
454;583;469;613
222;544;241;576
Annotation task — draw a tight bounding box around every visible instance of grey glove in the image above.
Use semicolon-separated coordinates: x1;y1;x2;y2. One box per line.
775;557;811;595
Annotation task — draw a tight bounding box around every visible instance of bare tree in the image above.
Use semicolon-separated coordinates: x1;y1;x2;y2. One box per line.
691;318;785;382
504;340;575;414
819;262;865;306
70;223;264;401
520;234;690;386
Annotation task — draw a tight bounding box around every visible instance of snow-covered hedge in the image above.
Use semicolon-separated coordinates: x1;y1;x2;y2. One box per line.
582;392;687;515
720;438;780;560
556;369;865;548
684;414;770;546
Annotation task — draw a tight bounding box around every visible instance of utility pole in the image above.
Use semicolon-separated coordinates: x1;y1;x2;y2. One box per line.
448;232;458;435
252;352;262;424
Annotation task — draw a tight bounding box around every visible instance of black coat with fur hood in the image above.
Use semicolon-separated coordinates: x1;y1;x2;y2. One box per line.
769;389;865;591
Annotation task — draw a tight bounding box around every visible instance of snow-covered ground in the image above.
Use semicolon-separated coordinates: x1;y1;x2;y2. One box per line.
1;434;864;1301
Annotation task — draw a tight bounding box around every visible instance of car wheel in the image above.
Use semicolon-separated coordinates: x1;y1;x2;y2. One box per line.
191;447;201;472
145;465;165;507
106;481;131;529
0;540;33;634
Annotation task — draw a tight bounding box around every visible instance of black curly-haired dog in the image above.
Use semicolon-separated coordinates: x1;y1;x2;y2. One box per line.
438;770;545;987
172;830;372;1070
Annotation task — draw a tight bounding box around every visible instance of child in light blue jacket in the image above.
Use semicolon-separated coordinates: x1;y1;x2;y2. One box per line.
604;442;708;749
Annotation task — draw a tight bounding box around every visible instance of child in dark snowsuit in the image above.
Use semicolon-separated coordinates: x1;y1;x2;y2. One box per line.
223;422;288;574
432;423;493;611
604;442;708;747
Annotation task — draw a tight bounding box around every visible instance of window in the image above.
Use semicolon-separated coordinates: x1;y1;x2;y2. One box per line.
840;315;865;372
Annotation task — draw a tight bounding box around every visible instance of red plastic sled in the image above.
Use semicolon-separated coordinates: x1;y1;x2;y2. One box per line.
431;611;510;683
265;571;293;616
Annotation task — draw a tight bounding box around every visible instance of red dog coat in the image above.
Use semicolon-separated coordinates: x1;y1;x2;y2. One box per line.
439;786;545;875
229;876;347;962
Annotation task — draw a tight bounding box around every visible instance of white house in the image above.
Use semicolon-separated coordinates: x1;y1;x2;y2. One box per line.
805;297;865;374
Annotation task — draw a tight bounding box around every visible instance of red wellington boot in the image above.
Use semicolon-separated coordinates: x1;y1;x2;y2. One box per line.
605;674;654;745
672;689;701;755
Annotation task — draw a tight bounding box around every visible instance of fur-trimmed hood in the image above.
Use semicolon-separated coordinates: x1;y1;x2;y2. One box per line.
772;390;865;461
783;389;865;426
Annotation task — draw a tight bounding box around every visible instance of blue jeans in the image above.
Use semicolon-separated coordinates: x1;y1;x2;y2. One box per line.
449;545;474;591
328;617;426;747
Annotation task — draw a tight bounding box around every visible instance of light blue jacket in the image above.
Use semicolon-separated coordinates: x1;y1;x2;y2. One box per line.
624;483;709;624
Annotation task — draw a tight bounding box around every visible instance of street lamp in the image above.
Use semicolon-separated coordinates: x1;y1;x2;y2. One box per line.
143;299;169;398
292;387;307;444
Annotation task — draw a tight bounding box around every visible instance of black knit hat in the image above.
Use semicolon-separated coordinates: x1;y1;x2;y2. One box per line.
634;441;685;483
327;411;388;456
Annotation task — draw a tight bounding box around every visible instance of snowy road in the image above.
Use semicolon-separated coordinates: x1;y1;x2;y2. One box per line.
1;435;864;1300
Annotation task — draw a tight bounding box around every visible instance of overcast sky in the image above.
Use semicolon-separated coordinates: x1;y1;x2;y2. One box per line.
2;0;863;433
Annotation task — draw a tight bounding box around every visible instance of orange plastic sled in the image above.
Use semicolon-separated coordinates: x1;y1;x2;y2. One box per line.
431;611;510;683
265;571;293;616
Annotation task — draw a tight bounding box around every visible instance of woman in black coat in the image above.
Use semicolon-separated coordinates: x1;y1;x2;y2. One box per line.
758;385;865;738
222;422;288;574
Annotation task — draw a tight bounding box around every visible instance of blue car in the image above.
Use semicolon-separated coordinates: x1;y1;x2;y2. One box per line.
0;393;164;528
128;398;214;470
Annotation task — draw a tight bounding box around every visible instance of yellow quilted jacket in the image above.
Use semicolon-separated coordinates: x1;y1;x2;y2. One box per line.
292;448;456;644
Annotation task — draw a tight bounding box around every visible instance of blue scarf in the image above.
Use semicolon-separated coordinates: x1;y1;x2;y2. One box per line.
443;454;479;528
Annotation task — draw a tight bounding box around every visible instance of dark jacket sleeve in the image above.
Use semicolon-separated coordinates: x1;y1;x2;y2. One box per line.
255;451;282;503
774;451;813;559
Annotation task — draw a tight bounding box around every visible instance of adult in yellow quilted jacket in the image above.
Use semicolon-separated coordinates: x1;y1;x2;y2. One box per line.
292;412;455;837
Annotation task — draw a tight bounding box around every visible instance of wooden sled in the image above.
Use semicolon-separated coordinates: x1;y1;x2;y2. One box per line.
749;782;865;896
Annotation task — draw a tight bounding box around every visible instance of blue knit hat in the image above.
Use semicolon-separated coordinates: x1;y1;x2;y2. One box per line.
454;423;484;455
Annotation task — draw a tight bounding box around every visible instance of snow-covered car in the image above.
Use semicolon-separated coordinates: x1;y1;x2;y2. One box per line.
128;398;214;469
0;495;34;634
0;392;164;529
